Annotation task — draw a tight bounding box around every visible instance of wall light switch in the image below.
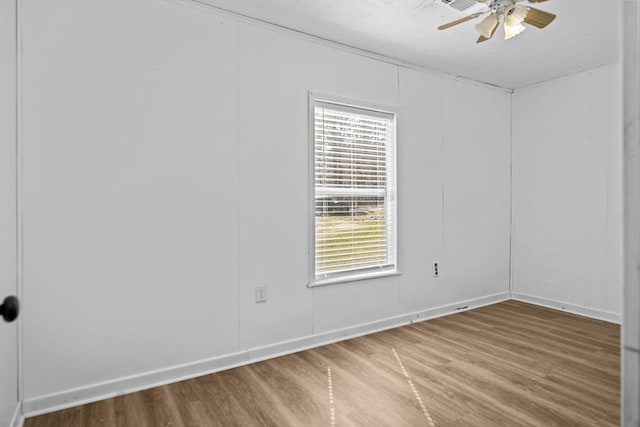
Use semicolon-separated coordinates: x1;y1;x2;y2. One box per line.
255;284;267;303
433;262;439;278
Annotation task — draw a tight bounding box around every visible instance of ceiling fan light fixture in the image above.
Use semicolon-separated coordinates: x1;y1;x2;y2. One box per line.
504;3;528;26
474;13;499;38
504;22;526;40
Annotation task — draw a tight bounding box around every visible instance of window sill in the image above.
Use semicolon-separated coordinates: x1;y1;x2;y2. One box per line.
307;270;402;288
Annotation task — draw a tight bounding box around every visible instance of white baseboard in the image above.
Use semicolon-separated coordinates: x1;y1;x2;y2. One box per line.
9;402;23;427
511;292;621;324
22;351;248;417
22;291;510;418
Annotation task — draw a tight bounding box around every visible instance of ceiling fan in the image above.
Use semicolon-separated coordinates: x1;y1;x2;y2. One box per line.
437;0;556;43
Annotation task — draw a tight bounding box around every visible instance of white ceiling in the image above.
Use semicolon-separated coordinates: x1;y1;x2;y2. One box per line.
195;0;619;89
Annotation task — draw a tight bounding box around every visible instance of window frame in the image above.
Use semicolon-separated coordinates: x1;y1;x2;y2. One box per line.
307;92;400;288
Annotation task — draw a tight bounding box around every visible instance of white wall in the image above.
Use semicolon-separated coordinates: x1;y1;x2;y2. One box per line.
511;64;623;320
19;0;512;408
0;0;19;425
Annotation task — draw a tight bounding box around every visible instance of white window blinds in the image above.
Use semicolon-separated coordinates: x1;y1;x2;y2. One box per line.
314;100;396;282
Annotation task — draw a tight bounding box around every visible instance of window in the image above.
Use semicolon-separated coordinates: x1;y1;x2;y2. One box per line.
311;96;397;285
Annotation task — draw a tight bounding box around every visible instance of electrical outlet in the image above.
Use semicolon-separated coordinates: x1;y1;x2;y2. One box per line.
433;262;439;278
255;284;267;303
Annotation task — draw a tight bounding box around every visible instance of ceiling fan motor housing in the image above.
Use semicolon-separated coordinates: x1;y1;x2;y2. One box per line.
488;0;526;15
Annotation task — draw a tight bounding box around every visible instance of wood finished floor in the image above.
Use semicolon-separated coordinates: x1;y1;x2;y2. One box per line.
25;301;620;426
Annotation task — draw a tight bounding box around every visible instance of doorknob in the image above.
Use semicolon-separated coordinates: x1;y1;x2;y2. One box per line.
0;296;19;322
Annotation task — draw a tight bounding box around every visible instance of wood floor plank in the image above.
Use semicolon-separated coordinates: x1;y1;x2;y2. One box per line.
25;301;620;426
82;398;116;426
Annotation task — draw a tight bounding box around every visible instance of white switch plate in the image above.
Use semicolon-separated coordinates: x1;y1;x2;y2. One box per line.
255;284;267;303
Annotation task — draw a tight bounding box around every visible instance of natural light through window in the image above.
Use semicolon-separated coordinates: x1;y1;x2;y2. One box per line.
313;98;397;284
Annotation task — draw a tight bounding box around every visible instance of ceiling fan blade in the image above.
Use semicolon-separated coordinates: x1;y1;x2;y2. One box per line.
524;7;557;28
437;12;485;30
527;0;551;2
